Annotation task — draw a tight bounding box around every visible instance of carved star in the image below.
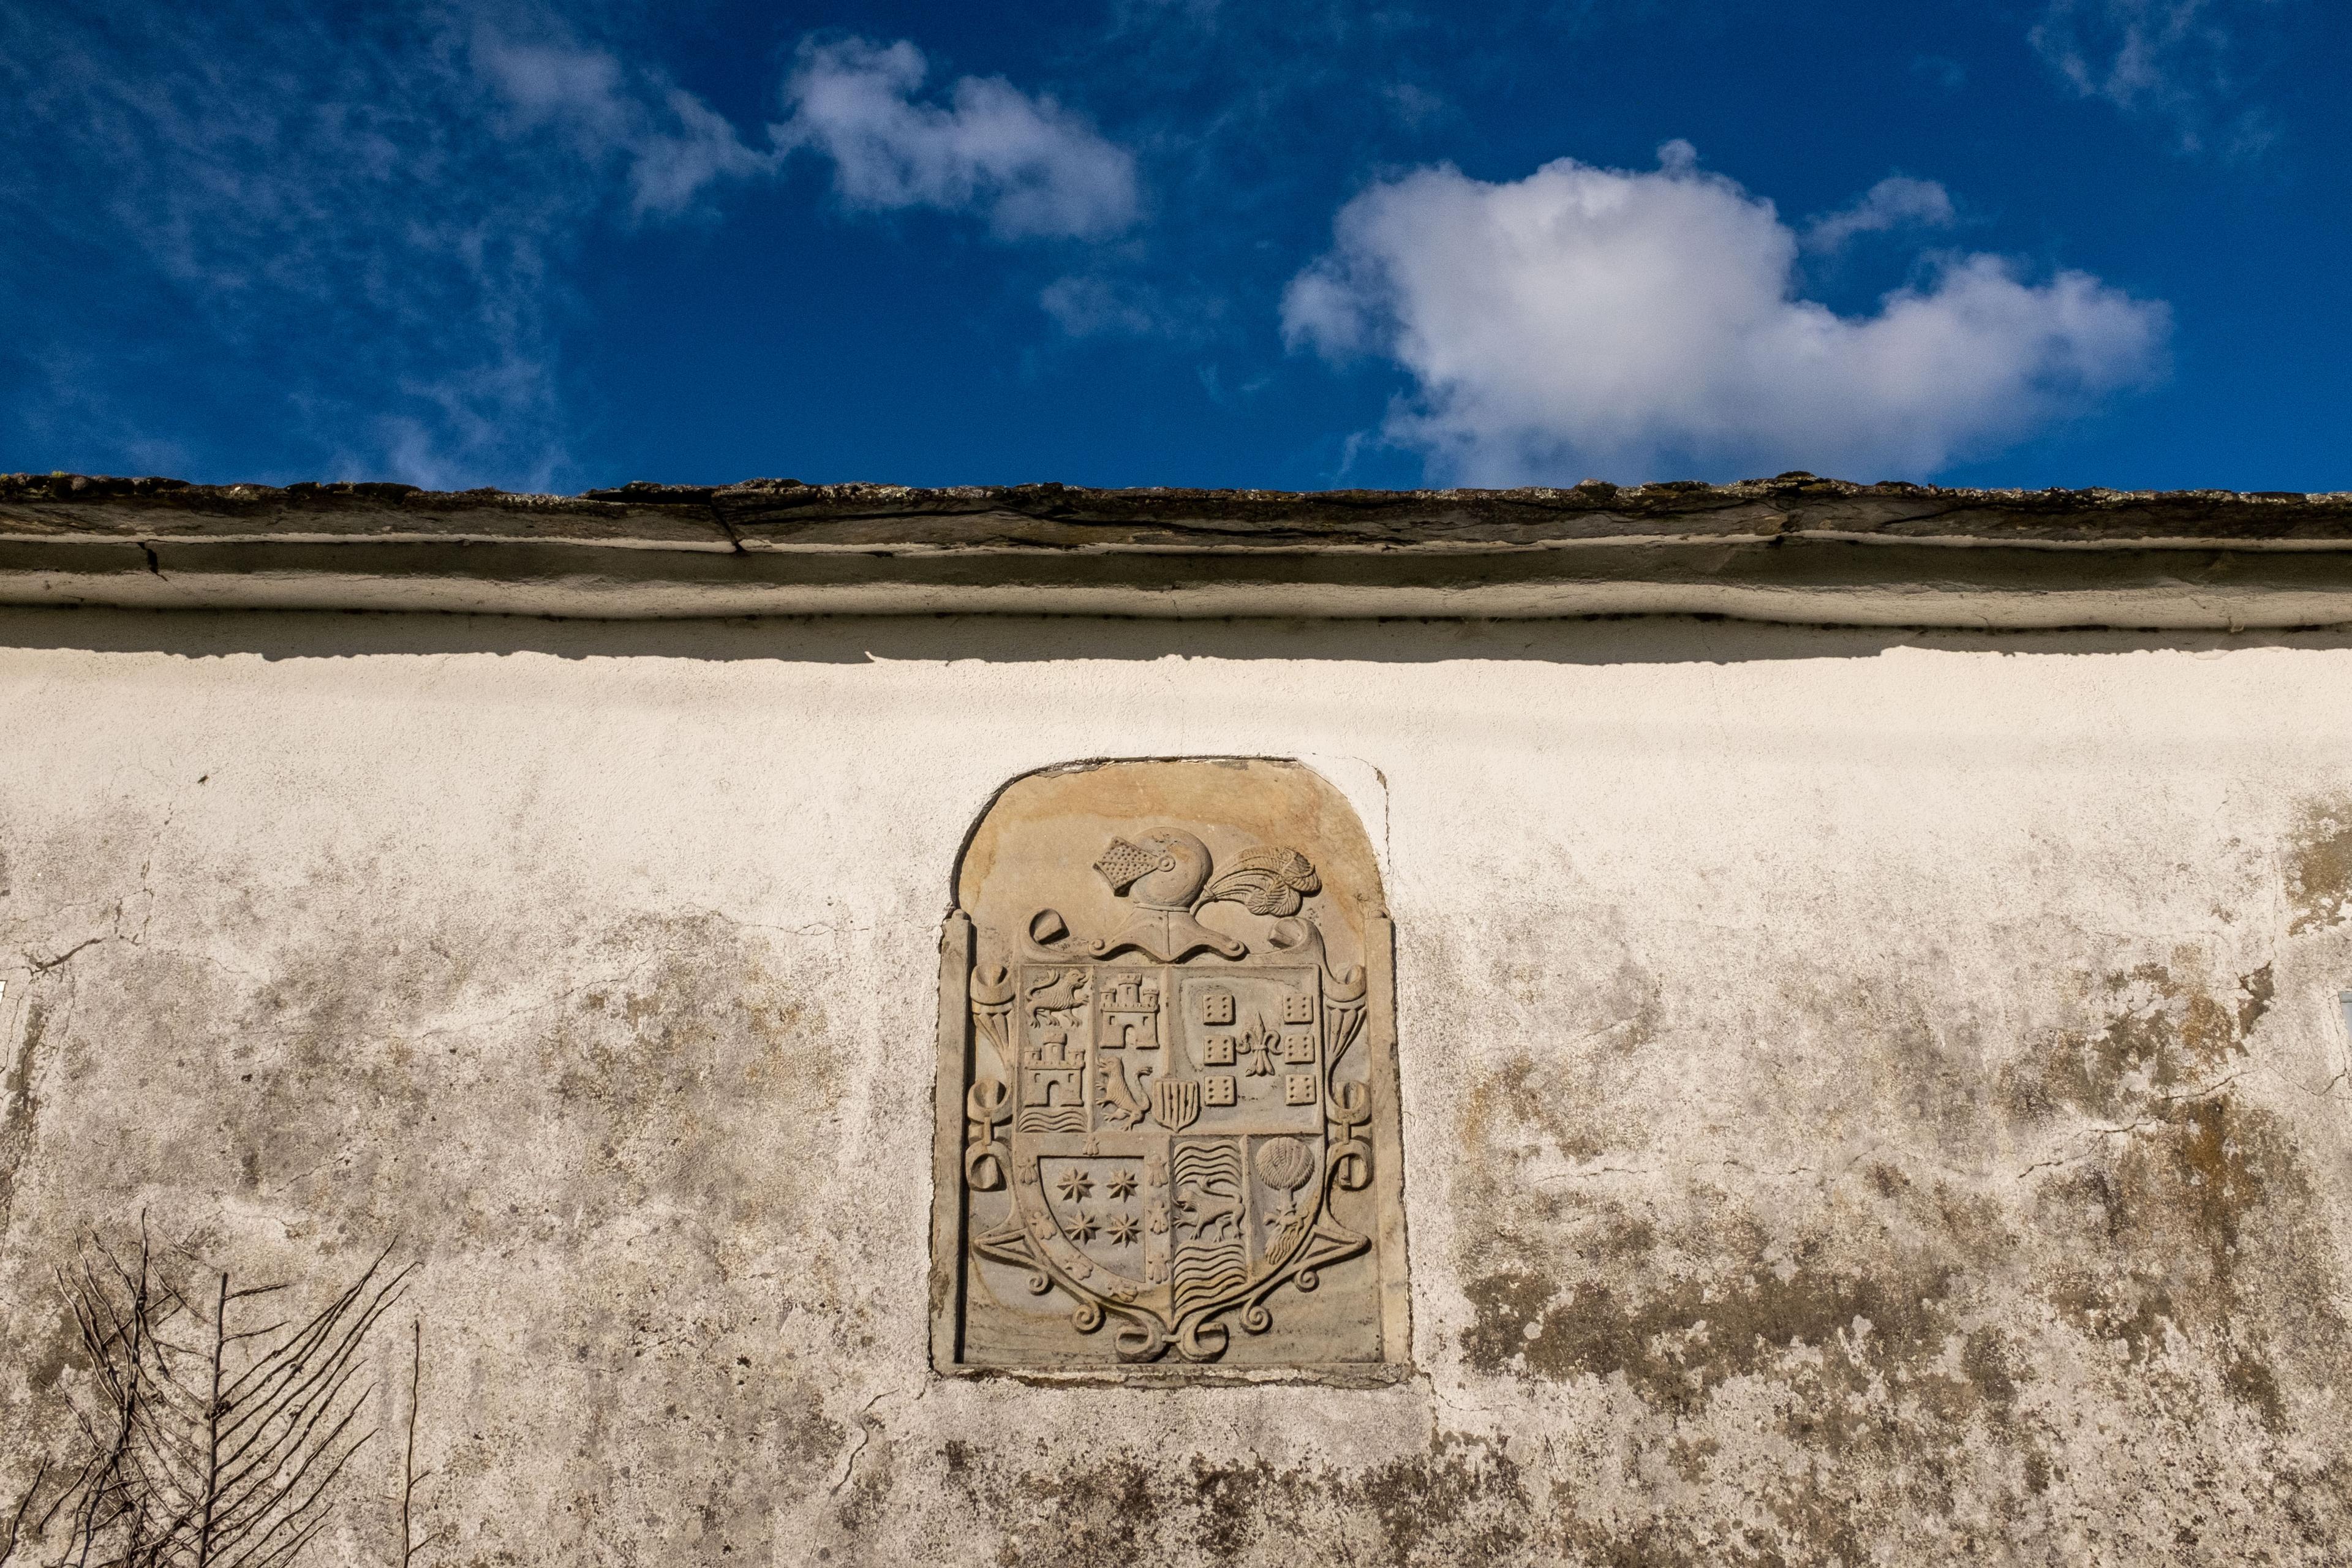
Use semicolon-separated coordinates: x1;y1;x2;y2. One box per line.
1104;1213;1140;1246
1055;1167;1093;1202
1103;1170;1139;1201
1066;1210;1101;1242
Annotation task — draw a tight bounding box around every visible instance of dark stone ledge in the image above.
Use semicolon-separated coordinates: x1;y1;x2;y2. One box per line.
3;472;2351;627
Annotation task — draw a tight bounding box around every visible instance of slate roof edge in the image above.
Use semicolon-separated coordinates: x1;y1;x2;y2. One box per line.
5;472;2352;628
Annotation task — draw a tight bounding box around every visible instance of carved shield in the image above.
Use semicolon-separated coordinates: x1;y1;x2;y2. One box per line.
934;760;1407;1374
1152;1077;1200;1134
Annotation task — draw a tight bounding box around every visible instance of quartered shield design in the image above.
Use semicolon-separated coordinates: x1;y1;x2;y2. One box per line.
961;827;1378;1363
974;952;1371;1361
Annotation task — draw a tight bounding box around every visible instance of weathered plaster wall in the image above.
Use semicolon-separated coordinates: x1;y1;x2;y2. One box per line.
2;609;2350;1566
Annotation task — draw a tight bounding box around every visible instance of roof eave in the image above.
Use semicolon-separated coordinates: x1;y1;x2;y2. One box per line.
6;473;2351;628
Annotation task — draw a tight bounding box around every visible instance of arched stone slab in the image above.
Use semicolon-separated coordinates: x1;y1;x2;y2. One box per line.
930;758;1410;1381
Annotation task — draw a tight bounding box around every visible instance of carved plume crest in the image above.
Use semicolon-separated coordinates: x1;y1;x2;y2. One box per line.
1198;846;1321;917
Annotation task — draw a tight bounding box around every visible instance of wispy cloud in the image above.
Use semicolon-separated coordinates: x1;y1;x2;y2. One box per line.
775;38;1140;239
2030;0;2286;156
1283;146;2169;485
475;32;777;220
1802;176;1956;252
0;9;1140;486
1911;55;1970;92
1043;277;1178;338
0;5;716;486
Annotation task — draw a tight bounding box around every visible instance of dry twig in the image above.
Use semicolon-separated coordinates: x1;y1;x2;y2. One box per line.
17;1224;416;1568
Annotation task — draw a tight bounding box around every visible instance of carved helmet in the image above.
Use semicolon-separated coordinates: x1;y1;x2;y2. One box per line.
1094;829;1213;910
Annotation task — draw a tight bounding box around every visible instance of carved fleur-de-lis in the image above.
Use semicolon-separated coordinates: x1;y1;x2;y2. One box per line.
1243;1016;1276;1077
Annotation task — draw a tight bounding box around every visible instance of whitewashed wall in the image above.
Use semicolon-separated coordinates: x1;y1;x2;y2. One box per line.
2;608;2350;1566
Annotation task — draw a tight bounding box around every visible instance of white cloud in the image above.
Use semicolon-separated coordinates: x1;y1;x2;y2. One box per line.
0;6;615;488
1283;148;2169;485
474;34;775;219
0;10;1130;487
1802;176;1956;252
2030;0;2285;156
774;38;1139;239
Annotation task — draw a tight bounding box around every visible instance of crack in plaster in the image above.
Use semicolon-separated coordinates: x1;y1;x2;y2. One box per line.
2013;1071;2247;1178
25;935;105;973
829;1384;925;1497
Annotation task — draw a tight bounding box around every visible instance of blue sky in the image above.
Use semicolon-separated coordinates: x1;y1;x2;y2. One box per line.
1;0;2343;492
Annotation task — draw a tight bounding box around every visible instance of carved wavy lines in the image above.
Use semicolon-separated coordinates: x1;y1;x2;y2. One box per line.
1018;1106;1087;1133
1173;1246;1247;1311
1170;1139;1249;1311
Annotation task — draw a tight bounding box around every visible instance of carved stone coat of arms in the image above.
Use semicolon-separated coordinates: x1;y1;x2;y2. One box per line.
930;758;1409;1378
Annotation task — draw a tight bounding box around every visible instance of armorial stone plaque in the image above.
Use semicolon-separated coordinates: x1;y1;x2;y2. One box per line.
930;758;1411;1379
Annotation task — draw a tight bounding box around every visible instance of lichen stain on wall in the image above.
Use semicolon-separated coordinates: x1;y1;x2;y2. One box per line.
914;1434;1536;1568
2286;802;2352;936
0;837;870;1566
0;998;48;1241
1435;927;2352;1564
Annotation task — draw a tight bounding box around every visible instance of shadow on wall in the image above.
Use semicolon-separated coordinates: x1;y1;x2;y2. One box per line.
0;608;2349;666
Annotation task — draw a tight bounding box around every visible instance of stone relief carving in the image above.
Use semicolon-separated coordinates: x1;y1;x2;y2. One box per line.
930;759;1409;1378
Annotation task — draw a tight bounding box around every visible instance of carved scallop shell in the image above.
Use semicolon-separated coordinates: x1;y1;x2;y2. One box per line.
1254;1136;1314;1193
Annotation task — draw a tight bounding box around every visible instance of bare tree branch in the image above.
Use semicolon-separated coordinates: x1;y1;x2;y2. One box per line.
1;1455;52;1567
398;1319;434;1568
17;1225;421;1568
